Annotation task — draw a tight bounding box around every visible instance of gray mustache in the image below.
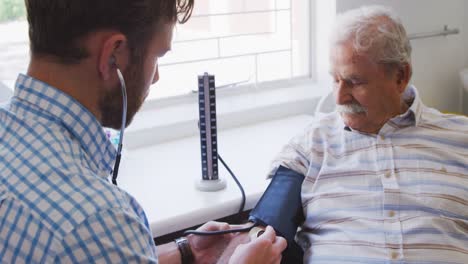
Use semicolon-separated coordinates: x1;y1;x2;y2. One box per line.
336;103;367;114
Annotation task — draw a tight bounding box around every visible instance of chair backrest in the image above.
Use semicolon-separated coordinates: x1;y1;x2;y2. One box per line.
0;81;13;103
314;90;335;116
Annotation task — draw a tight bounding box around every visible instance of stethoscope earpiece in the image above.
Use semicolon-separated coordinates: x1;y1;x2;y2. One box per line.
109;55;116;66
111;63;127;186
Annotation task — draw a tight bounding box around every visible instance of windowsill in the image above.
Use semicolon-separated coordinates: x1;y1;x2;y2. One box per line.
125;78;330;149
119;114;316;237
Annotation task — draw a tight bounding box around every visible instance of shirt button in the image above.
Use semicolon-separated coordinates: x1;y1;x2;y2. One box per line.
380;135;386;140
388;210;396;217
391;251;399;259
385;172;392;179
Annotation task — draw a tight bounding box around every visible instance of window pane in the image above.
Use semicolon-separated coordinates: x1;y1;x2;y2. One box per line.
152;0;310;100
0;0;311;100
0;0;27;87
0;0;26;22
157;56;256;98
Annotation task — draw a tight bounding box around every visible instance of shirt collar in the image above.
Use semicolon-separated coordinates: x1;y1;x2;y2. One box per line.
389;85;423;127
13;74;117;177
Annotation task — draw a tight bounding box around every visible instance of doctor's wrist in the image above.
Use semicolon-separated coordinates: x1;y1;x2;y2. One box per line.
174;236;194;264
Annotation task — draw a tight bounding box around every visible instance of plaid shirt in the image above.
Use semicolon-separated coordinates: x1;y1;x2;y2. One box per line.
0;74;158;263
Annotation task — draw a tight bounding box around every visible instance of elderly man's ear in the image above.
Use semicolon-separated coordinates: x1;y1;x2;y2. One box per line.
396;63;411;92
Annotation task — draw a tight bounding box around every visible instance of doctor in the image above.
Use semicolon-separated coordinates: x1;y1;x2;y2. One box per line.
0;0;286;263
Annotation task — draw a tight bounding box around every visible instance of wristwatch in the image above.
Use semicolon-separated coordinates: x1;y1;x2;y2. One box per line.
248;226;265;241
174;236;194;264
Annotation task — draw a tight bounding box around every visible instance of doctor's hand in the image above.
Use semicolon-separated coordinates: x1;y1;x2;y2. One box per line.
220;225;287;264
187;221;234;264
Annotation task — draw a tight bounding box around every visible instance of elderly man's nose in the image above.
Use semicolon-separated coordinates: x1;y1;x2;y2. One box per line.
335;81;351;105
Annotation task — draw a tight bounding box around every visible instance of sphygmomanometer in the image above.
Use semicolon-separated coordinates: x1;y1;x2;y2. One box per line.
184;165;305;263
183;73;306;262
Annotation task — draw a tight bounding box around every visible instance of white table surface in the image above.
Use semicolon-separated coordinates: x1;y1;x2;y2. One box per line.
118;114;314;237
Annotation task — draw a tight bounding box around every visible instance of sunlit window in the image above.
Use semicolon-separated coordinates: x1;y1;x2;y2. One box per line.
155;0;311;99
0;0;27;89
0;0;312;100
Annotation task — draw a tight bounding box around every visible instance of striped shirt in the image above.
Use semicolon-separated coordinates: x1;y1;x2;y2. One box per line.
271;85;468;264
0;74;158;263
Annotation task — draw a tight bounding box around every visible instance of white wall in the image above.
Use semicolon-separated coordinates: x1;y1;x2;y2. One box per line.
336;0;468;114
463;0;468;114
465;0;468;68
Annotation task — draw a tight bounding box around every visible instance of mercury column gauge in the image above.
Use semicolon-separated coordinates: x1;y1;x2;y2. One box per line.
195;73;226;191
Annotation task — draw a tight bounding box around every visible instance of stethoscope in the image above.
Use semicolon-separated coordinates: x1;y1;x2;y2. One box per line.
111;64;127;186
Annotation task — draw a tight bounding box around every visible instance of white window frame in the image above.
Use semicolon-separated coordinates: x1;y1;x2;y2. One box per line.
139;0;315;107
150;0;314;98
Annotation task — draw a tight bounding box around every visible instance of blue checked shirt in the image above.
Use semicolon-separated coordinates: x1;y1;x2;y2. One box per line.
0;74;158;263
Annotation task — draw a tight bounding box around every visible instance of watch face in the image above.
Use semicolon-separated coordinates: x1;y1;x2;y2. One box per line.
249;226;265;241
175;237;194;263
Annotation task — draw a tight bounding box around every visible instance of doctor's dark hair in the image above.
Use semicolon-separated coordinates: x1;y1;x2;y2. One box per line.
25;0;194;64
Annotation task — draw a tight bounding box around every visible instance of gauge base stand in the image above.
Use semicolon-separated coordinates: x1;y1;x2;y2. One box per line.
195;177;227;192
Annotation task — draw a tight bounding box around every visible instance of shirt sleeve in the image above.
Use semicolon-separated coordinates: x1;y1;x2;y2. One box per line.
54;208;158;263
268;121;324;179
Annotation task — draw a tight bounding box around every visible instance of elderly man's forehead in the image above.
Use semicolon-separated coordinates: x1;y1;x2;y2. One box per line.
330;43;373;62
330;46;384;76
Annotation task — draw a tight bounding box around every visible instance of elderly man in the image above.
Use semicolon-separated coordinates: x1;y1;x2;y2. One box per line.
268;5;468;263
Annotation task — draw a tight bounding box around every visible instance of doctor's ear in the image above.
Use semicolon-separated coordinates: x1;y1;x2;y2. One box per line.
99;34;129;80
100;55;119;81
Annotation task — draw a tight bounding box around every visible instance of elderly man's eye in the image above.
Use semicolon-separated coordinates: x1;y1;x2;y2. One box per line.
351;79;365;86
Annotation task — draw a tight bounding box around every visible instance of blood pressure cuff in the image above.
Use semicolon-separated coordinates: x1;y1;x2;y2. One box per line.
249;165;305;263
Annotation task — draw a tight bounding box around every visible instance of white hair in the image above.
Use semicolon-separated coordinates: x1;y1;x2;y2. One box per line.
331;5;412;76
